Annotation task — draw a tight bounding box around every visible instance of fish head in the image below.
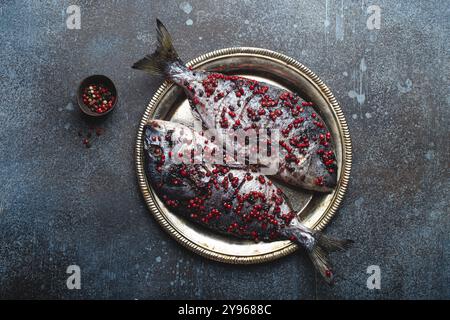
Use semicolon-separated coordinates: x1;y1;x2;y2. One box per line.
144;119;197;159
143;120;200;199
143;121;169;162
144;120;192;165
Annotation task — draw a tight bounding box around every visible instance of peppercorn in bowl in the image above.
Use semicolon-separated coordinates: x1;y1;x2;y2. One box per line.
77;75;117;117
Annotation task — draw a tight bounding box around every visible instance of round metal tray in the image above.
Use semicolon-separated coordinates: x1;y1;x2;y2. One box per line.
135;47;352;264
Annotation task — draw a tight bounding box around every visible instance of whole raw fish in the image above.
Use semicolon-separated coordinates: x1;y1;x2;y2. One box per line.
133;20;338;192
143;120;352;284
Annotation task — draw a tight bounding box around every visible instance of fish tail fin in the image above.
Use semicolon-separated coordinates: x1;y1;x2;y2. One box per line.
132;19;182;76
308;232;354;285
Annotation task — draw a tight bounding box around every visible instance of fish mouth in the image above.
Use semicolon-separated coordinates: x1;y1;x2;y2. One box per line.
144;120;173;139
143;123;164;148
147;119;164;129
297;180;336;193
294;168;337;193
147;119;181;133
322;171;338;192
310;172;337;193
311;183;336;193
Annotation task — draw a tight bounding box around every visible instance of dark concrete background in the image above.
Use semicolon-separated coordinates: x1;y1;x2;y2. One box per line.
0;0;448;299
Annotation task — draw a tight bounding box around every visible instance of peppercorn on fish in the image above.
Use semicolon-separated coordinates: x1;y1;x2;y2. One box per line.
143;120;352;284
133;19;338;192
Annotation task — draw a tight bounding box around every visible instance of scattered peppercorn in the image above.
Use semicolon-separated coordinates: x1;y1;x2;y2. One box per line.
78;126;105;148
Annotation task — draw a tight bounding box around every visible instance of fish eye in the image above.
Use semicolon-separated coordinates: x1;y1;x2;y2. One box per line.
151;145;163;156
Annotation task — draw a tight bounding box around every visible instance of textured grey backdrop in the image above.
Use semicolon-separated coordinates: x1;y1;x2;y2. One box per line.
0;0;448;299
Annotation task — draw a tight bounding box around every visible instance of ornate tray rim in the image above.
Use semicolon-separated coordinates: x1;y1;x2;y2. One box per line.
135;47;352;264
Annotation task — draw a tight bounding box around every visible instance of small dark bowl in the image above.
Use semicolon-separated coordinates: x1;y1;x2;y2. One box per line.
77;75;118;117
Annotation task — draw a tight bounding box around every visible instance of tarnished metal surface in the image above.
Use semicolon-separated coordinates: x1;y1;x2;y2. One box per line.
0;0;448;299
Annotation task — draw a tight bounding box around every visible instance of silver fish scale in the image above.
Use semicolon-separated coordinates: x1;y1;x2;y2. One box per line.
168;64;337;191
143;121;309;243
